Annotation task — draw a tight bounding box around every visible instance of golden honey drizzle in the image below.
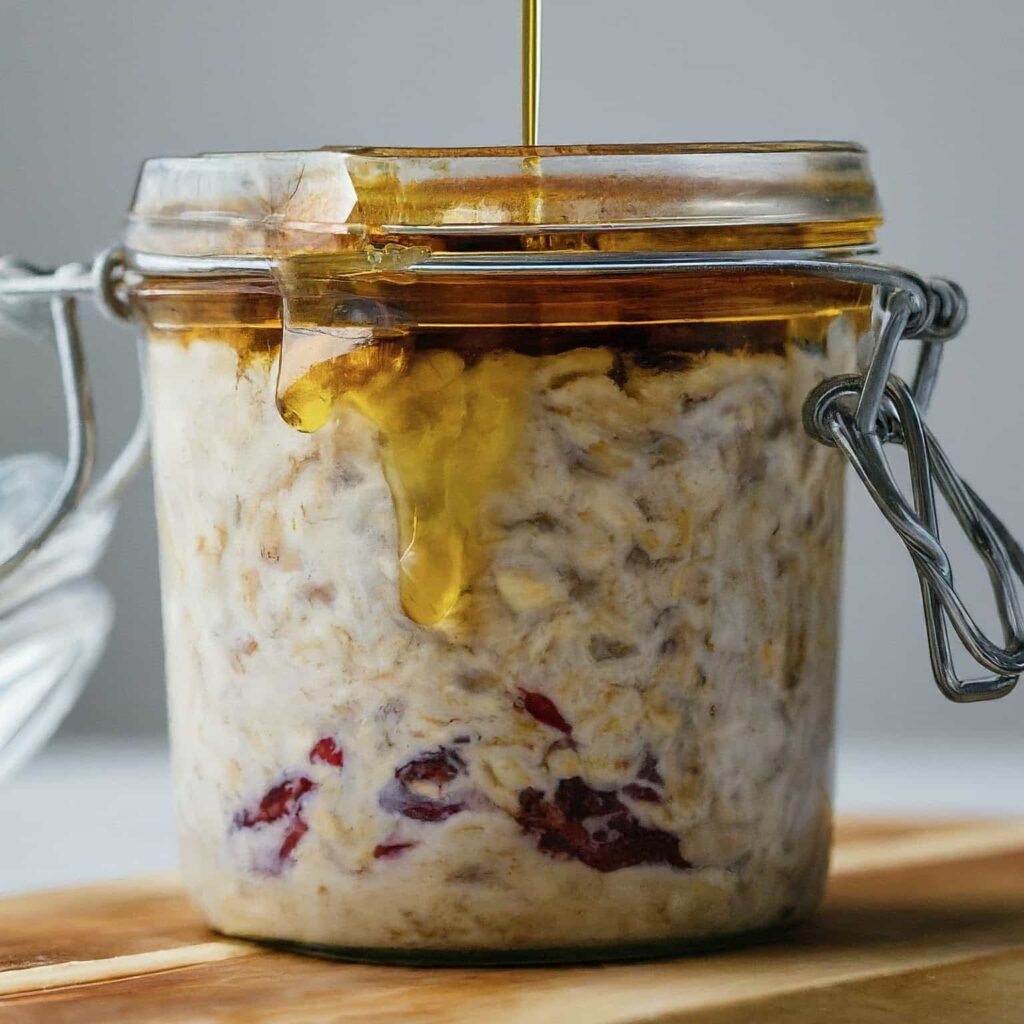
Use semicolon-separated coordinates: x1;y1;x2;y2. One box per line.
276;341;532;626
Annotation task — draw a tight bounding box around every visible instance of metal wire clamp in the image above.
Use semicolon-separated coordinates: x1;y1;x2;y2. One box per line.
803;279;1022;702
0;248;145;581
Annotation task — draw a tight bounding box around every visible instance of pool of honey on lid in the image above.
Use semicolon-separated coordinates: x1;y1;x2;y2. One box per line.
135;267;871;627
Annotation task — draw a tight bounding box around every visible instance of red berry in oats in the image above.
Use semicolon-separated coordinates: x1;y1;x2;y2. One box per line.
395;747;464;789
516;689;573;735
236;776;316;828
380;746;467;822
309;736;345;768
373;842;417;860
279;817;310;861
403;797;463;822
234;775;317;870
516;776;689;873
379;781;466;822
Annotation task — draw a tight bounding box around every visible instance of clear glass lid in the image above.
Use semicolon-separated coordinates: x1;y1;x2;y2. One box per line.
125;142;882;257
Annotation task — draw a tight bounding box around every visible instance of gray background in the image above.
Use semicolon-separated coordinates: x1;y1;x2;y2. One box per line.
1;0;1022;743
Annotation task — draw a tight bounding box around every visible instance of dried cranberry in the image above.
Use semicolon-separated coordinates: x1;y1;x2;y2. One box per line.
395;747;464;789
234;775;317;870
401;800;464;822
380;747;467;822
554;775;621;819
373;842;417;860
278;817;309;861
309;736;345;768
235;776;315;828
516;776;689;873
516;689;573;735
379;780;465;822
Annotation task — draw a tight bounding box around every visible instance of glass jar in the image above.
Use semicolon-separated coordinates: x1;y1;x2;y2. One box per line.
120;143;880;961
3;144;1018;963
0;253;147;782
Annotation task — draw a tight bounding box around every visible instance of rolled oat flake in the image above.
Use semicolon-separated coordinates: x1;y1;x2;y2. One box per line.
2;89;1021;967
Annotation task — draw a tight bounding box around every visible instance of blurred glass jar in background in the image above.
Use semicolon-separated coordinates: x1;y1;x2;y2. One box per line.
0;258;146;780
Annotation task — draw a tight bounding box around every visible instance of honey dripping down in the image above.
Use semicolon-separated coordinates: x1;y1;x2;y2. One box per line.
275;320;532;628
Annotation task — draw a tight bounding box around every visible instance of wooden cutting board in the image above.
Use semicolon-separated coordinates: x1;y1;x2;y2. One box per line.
3;818;1024;1023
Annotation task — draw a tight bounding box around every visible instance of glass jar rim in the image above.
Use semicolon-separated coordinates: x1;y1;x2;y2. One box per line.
125;141;882;259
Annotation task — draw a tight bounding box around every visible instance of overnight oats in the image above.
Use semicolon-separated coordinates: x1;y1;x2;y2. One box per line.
126;145;881;960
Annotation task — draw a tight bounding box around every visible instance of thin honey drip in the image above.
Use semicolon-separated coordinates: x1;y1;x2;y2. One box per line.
278;337;531;626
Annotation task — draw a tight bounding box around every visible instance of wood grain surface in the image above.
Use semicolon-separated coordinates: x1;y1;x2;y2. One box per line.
2;818;1024;1022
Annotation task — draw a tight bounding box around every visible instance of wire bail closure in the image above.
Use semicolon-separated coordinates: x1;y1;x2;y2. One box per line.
0;248;146;581
804;279;1021;702
2;245;1019;702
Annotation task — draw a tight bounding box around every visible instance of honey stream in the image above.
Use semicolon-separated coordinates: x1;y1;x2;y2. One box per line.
521;0;542;147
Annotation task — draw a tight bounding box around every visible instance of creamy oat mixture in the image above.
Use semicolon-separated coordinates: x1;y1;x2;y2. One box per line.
149;316;856;952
